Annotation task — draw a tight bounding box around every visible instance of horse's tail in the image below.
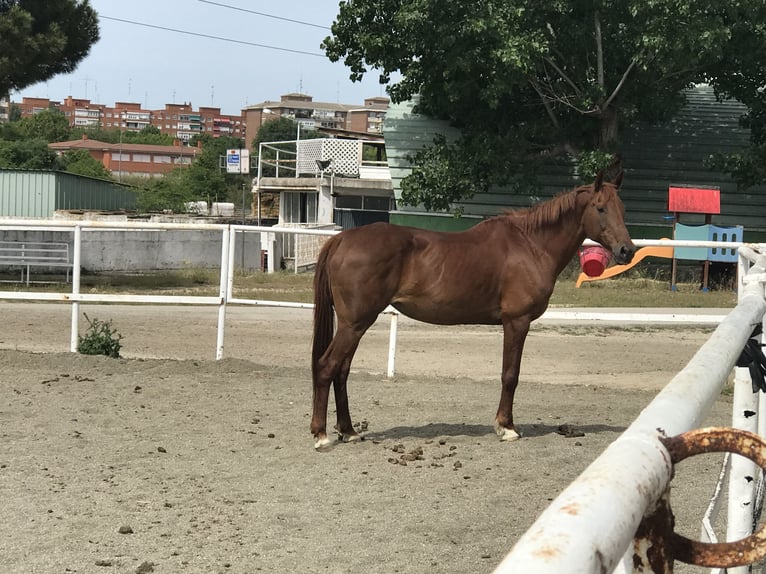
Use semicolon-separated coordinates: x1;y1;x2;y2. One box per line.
312;237;337;384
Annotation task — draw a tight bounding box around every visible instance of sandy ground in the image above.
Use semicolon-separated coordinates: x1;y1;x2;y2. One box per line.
0;302;738;573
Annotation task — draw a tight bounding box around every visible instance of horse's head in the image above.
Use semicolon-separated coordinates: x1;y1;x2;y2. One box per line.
581;162;636;265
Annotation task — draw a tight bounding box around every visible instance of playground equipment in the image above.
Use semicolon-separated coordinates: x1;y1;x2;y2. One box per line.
576;185;743;289
576;242;674;288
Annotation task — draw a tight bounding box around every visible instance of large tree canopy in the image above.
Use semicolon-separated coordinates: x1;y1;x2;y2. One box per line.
0;0;100;96
323;0;766;209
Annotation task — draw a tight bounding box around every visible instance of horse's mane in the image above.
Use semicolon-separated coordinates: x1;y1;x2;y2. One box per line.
483;182;614;233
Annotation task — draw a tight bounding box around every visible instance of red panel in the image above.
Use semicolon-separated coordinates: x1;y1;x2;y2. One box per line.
668;186;721;214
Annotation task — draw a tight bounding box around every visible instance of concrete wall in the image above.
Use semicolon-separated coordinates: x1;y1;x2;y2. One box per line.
0;229;263;273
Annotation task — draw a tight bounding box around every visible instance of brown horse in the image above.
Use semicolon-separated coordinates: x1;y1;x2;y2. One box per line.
310;164;635;450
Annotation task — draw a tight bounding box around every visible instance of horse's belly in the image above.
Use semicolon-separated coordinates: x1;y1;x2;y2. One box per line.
392;299;502;325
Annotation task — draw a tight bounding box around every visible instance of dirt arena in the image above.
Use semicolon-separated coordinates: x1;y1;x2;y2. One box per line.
0;302;736;573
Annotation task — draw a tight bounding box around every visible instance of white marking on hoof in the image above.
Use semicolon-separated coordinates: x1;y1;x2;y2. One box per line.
314;435;334;452
341;432;362;444
496;424;521;442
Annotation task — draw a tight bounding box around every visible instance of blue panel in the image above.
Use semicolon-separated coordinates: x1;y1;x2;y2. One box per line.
674;223;709;261
708;225;743;262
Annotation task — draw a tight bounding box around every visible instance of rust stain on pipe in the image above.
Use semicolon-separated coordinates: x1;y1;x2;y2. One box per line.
661;428;766;568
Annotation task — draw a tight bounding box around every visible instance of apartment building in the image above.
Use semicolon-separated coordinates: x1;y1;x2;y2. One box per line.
16;97;245;142
243;93;390;147
15;92;390;146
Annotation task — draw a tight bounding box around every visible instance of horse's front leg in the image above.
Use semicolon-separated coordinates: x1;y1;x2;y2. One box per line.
495;315;531;442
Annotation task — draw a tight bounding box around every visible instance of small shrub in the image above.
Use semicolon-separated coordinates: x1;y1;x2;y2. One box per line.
77;313;123;358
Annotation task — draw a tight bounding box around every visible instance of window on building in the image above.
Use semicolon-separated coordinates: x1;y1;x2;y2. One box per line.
111;152;130;162
334;196;363;209
282;192;318;223
154;155;172;163
133;154;151;163
174;156;192;165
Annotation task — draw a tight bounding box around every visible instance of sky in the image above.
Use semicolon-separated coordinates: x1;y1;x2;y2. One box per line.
14;0;391;115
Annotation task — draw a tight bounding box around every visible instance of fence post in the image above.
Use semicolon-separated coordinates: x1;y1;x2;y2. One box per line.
387;310;398;378
215;226;231;360
69;226;82;353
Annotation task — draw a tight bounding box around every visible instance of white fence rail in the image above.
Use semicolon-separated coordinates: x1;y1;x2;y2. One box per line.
0;220;749;370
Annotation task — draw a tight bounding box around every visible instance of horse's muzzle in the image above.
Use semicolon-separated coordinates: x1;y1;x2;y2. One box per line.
613;243;637;265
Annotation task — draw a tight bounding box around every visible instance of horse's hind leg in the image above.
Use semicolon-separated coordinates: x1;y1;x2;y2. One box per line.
333;340;361;442
312;323;367;450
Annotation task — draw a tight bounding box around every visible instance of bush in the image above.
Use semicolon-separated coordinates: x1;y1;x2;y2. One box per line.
77;313;123;358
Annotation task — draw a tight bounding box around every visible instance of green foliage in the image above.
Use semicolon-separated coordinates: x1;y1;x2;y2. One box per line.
325;0;766;204
58;149;113;179
0;0;100;95
134;170;197;213
252;117;302;148
0;138;57;169
72;124;175;146
14;109;71;142
77;313;122;358
577;150;617;181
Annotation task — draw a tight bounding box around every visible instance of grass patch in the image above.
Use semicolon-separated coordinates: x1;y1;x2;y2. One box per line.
551;277;737;308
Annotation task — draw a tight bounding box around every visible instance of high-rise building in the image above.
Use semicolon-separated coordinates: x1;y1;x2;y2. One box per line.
14;92;390;146
243;93;389;147
15;96;246;143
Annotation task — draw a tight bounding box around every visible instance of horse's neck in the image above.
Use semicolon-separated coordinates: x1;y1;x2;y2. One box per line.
527;202;587;276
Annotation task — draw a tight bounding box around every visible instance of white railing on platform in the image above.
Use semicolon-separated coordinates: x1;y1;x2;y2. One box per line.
493;243;766;574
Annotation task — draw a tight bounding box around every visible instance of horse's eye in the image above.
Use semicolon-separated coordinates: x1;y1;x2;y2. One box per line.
597;207;606;214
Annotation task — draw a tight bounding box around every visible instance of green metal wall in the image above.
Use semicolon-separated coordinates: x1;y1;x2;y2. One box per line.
0;170;136;217
384;86;766;240
0;170;57;217
55;171;137;212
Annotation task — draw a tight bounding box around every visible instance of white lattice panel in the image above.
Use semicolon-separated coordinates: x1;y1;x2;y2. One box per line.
295;233;331;269
297;139;361;176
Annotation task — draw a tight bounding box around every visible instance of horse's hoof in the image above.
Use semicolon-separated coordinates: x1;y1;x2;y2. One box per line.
341;432;362;443
314;435;334;452
496;425;521;442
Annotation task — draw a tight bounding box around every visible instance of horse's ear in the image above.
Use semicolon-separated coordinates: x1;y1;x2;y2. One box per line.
612;169;624;189
594;153;623;192
594;168;605;192
603;154;623;185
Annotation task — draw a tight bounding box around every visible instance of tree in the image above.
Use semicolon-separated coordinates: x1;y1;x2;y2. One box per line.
58;149;112;179
70;124;175;146
0;138;57;169
135;170;198;213
324;0;766;209
15;108;71;142
0;0;100;96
